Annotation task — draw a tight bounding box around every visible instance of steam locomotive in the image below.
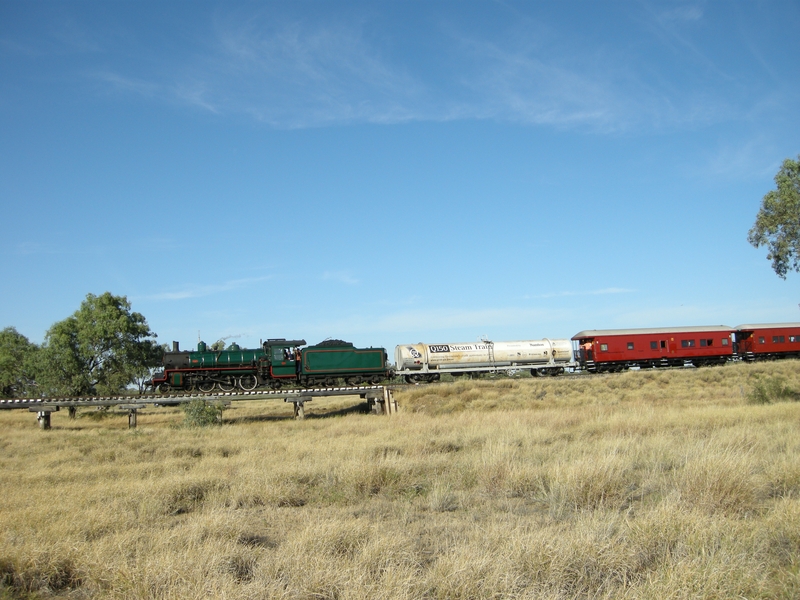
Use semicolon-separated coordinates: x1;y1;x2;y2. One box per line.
149;339;392;392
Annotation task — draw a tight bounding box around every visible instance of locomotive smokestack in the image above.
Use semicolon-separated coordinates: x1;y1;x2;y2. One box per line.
172;341;180;352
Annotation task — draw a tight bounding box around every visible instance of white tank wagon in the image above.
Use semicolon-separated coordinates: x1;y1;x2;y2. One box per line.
395;339;575;383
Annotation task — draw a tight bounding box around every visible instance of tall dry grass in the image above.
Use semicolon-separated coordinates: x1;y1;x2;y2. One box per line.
0;361;798;598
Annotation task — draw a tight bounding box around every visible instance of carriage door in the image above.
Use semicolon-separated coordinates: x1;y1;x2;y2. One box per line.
736;332;753;360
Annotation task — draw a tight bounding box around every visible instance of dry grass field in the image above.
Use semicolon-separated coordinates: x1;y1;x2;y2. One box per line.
1;361;799;599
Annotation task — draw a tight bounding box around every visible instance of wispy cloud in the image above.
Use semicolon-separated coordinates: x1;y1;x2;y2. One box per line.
144;276;271;301
701;137;785;181
659;6;704;23
79;6;777;133
322;270;359;285
303;305;565;337
94;71;160;98
526;288;636;300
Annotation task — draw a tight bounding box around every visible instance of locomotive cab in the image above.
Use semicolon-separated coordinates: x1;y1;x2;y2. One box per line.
263;339;306;379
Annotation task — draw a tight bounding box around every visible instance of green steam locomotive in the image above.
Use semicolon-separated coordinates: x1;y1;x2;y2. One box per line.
149;338;392;392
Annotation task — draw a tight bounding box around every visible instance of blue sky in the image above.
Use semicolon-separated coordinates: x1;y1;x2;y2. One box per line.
1;0;799;354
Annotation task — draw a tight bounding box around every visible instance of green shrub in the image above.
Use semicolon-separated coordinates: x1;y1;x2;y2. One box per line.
747;376;800;404
181;398;225;426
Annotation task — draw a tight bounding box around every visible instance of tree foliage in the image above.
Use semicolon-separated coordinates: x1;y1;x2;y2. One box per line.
748;155;800;279
0;327;38;398
34;292;162;396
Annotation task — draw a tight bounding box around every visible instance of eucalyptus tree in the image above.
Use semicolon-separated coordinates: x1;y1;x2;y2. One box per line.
34;292;162;396
749;156;800;278
0;327;38;397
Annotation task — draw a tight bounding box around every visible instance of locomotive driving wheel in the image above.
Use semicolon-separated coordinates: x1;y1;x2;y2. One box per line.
238;375;258;391
198;380;215;393
217;378;235;392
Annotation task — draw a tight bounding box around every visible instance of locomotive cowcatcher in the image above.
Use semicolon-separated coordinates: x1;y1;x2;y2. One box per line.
149;338;392;392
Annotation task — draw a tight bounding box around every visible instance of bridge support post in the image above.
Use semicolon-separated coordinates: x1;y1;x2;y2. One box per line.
29;407;57;430
383;388;396;414
68;406;77;419
38;411;51;430
119;404;146;429
289;395;312;419
293;401;305;419
367;388;396;415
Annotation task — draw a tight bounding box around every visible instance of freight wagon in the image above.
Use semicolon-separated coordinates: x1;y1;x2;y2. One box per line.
395;338;576;382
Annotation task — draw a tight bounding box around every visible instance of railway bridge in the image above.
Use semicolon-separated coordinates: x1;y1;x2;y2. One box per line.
0;385;397;430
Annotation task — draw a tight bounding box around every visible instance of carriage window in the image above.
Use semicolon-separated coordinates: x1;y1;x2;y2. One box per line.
722;338;729;346
791;336;798;343
600;344;608;352
758;337;765;344
650;341;657;350
661;340;667;349
681;340;696;348
773;336;785;343
700;339;713;347
627;342;634;350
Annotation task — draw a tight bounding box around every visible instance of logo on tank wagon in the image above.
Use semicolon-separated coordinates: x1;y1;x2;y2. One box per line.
406;347;422;358
428;345;451;353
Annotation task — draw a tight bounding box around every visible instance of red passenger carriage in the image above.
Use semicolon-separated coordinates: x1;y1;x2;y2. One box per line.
571;326;735;372
735;323;800;361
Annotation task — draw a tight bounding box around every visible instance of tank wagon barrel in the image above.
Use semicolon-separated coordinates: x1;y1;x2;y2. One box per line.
395;338;575;383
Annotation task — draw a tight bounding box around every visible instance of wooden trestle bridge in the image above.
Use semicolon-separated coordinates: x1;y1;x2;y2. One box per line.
0;385;398;429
